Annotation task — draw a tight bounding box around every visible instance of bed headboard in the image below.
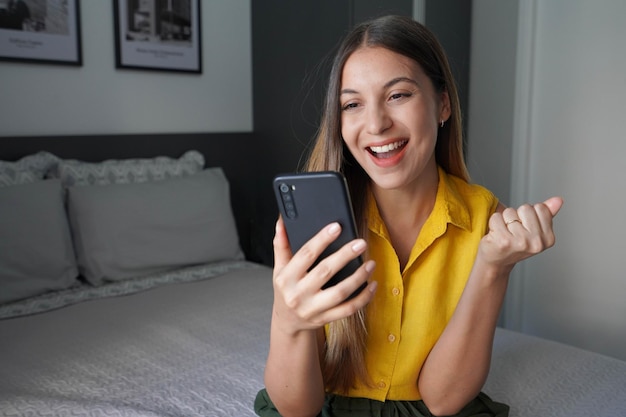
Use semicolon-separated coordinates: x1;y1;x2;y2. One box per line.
0;132;277;265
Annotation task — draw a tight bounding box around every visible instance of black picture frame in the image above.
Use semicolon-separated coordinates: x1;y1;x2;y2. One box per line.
0;0;82;66
113;0;201;74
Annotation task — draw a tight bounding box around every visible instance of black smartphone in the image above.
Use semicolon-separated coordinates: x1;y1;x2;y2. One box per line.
273;171;365;298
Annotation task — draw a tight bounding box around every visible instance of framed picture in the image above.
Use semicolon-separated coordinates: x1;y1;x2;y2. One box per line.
0;0;82;66
114;0;201;73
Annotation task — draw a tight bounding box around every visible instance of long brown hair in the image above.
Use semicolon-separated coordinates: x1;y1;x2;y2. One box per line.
305;15;469;394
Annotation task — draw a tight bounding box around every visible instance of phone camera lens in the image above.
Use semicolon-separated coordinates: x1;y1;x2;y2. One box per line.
277;181;297;218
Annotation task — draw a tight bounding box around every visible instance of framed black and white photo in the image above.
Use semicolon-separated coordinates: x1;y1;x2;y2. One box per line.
114;0;201;73
0;0;82;66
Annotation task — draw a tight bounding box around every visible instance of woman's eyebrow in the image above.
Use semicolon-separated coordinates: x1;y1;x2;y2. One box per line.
384;76;419;89
340;77;419;95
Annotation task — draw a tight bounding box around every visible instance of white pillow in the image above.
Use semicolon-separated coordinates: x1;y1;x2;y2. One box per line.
49;150;205;187
67;168;244;285
0;151;60;188
0;179;79;304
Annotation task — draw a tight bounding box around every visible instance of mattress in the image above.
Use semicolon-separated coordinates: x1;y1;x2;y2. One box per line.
1;260;625;417
485;327;626;416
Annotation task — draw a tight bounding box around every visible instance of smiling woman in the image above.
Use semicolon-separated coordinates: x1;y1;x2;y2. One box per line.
339;47;445;184
256;14;563;417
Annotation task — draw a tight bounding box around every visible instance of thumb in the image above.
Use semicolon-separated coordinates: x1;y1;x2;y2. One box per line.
273;216;293;271
542;196;564;217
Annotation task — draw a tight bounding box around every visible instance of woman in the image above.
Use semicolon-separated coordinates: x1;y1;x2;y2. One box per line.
256;15;562;417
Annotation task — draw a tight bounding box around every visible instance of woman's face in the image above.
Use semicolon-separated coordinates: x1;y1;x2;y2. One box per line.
340;46;450;191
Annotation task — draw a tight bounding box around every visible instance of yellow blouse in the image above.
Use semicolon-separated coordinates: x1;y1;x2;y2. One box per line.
345;167;498;401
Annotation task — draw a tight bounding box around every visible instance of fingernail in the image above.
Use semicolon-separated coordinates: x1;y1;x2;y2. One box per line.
365;260;376;273
328;222;341;235
368;280;378;293
352;239;366;252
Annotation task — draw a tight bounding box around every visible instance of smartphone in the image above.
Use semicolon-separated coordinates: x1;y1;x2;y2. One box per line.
273;171;365;298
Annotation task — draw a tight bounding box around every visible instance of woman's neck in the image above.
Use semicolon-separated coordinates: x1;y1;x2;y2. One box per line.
371;165;439;270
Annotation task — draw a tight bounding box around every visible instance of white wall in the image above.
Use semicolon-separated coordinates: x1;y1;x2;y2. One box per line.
413;0;425;23
0;1;252;137
469;0;626;361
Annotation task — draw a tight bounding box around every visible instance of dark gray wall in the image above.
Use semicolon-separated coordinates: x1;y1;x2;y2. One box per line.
425;0;473;146
466;1;516;204
352;0;414;25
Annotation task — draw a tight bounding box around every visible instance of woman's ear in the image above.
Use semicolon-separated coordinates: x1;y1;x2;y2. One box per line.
440;91;451;122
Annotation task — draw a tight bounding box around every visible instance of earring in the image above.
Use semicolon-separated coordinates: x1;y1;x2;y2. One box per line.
440;119;444;128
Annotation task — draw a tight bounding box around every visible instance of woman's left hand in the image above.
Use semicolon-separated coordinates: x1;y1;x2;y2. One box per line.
479;196;564;270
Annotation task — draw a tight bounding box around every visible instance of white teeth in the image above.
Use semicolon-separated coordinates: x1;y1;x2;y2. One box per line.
369;140;406;154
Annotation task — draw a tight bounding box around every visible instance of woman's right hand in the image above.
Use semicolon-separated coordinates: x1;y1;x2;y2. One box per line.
271;217;377;336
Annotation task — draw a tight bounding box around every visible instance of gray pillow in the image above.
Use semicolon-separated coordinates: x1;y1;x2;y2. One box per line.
0;179;79;304
0;151;60;188
49;150;205;187
67;168;244;285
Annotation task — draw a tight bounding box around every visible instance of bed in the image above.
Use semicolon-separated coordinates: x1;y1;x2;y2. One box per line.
1;140;625;417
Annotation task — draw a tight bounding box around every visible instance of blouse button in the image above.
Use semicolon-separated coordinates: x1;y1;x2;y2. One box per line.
388;333;396;343
377;380;386;389
392;287;400;296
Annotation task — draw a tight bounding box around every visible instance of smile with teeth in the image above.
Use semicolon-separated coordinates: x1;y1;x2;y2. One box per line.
367;140;408;158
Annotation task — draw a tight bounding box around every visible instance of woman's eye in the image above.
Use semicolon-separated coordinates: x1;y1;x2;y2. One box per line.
342;102;360;111
389;92;411;101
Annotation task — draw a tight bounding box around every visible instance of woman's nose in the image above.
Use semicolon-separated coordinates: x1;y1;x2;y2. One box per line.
366;105;392;135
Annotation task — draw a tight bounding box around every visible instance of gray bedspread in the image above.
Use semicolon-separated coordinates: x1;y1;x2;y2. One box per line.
0;261;273;417
1;260;625;416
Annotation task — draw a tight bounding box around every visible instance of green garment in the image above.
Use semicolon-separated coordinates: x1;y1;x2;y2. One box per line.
254;389;509;417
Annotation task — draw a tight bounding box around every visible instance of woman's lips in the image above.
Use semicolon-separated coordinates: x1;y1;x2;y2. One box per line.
367;140;408;159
